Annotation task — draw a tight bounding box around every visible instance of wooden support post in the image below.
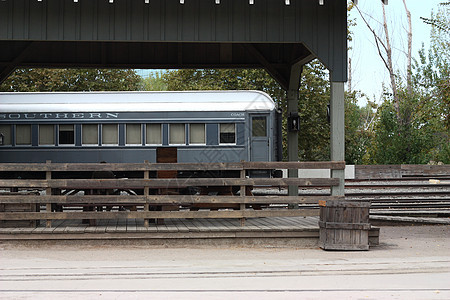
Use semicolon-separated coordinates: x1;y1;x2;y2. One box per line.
287;63;303;207
45;160;52;228
240;169;246;226
144;161;150;228
330;81;345;196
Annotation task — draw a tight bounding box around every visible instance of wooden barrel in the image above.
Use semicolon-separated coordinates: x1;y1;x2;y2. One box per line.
319;199;371;251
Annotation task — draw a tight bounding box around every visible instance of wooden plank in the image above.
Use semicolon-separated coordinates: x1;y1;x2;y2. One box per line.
52;220;68;234
401;164;450;176
0;209;321;220
243;161;345;170
267;217;296;231
146;221;158;233
0;161;351;173
0;163;148;172
370;215;450;224
318;221;370;230
179;218;199;232
105;218;118;233
0;162;244;172
246;218;272;231
0;195;344;205
320;243;369;251
45;168;52;228
240;169;246;226
64;220;86;234
32;224;48;234
190;219;210;232
355;165;402;179
84;224;98;233
196;218;221;232
136;221;149;233
8;227;34;234
143;166;150;228
254;217;281;231
319;200;371;208
154;221;168;233
0;177;340;189
116;218;127;233
126;218;138;233
219;218;242;231
170;219;190;233
205;218;229;231
95;220;108;233
163;219;179;233
240;219;261;232
0;195;146;204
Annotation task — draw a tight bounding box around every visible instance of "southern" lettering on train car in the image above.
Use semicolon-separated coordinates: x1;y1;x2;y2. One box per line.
0;113;119;120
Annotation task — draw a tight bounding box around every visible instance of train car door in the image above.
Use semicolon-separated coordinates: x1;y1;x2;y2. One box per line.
250;115;270;161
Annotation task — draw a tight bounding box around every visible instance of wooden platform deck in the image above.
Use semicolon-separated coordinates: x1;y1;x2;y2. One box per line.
0;216;380;248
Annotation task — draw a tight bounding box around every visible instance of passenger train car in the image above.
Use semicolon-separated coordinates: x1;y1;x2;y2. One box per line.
0;91;282;167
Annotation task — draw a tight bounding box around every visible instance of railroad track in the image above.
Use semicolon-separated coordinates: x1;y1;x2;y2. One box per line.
254;178;450;224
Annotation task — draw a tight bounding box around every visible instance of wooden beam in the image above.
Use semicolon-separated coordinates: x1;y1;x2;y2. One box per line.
0;42;36;84
0;209;320;220
0;162;244;172
290;53;316;67
0;195;344;205
0;177;340;189
0;161;345;172
352;0;388;4
243;44;289;90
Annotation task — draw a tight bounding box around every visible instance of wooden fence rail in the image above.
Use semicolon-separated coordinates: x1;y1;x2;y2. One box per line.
355;164;450;179
0;161;345;227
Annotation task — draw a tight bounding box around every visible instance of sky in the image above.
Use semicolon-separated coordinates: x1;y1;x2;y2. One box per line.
349;0;443;106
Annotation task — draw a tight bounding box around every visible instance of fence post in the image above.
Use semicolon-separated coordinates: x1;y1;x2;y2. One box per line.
240;167;246;226
45;160;52;228
144;160;150;228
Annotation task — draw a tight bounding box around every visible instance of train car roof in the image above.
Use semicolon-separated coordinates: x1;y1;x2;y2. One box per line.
0;90;276;112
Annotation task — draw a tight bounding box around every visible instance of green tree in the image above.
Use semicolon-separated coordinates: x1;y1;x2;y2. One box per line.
141;71;168;91
417;3;450;130
296;61;330;161
363;3;450;164
421;2;450;34
345;91;372;165
363;82;449;164
0;68;142;92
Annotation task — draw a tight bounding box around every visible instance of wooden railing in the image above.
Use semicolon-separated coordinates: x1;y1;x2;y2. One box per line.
0;161;345;228
355;164;450;179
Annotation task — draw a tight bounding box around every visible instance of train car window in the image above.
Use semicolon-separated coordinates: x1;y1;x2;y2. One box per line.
126;124;142;145
220;123;236;144
39;124;55;145
169;124;185;144
0;125;12;145
146;124;162;145
59;124;74;145
82;124;98;145
252;117;267;137
16;124;31;145
102;124;118;145
190;124;205;144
